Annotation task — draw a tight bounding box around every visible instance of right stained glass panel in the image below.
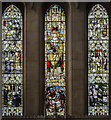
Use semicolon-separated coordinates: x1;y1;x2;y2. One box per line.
88;4;109;115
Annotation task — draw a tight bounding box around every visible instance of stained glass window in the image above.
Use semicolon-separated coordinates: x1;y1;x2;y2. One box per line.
88;4;109;115
45;4;66;116
2;5;23;116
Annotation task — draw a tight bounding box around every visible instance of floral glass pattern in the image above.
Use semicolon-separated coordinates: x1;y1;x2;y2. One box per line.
45;4;66;116
2;5;23;116
88;4;109;115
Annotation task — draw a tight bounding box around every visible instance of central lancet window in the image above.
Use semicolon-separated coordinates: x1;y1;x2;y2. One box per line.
2;4;23;116
45;4;66;116
88;4;109;115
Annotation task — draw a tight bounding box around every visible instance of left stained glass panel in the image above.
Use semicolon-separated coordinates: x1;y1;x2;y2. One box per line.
2;5;23;116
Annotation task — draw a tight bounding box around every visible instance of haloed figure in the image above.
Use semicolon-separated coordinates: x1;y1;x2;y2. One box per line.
47;26;64;76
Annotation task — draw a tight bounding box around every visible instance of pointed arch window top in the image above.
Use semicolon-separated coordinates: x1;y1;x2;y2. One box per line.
3;5;22;19
2;4;23;41
45;4;65;22
88;4;108;18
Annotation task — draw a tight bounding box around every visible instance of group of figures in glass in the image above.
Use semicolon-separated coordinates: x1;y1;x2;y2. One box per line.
1;2;110;117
